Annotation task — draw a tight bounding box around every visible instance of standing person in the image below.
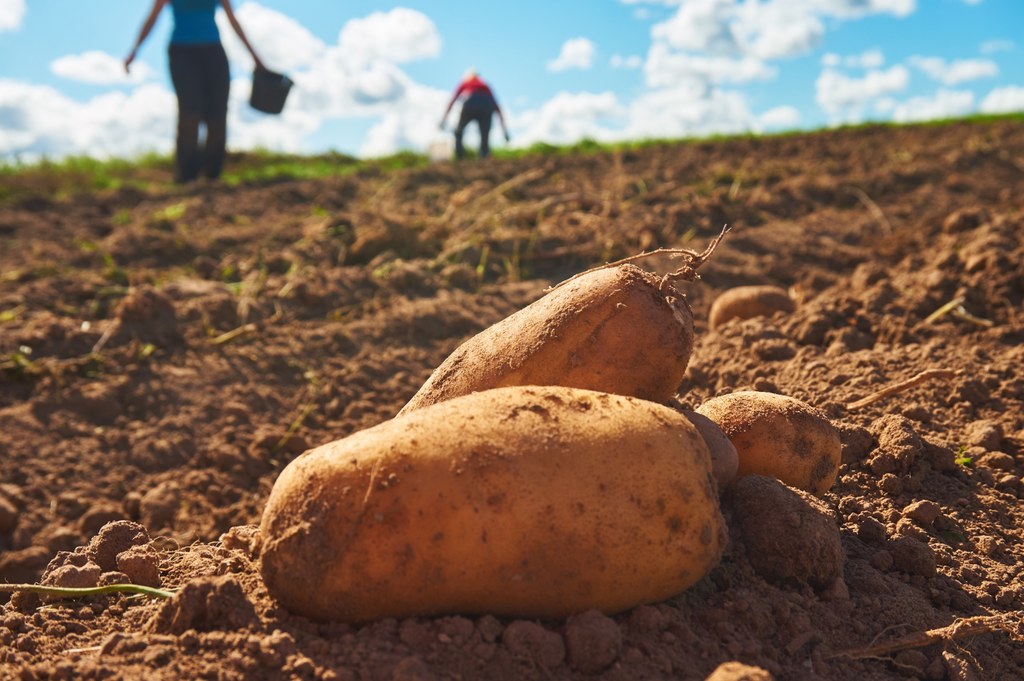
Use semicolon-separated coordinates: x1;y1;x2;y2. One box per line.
440;69;510;160
125;0;265;183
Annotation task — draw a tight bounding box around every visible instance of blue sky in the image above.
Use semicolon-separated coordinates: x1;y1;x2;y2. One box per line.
1;0;1022;161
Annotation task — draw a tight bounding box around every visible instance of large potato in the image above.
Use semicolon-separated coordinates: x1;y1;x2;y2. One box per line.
708;285;795;330
695;391;840;495
260;386;727;623
398;264;695;414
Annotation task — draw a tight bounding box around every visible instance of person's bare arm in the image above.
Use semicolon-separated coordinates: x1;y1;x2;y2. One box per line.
440;89;460;129
125;0;168;73
497;108;510;141
221;0;265;70
491;91;510;141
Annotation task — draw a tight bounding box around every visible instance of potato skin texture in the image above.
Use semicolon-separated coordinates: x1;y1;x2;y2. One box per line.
695;391;840;495
708;285;795;330
260;386;726;623
398;264;694;414
682;410;739;488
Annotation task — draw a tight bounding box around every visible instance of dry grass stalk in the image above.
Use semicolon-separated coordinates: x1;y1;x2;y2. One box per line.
846;368;958;410
548;224;730;292
829;614;1020;660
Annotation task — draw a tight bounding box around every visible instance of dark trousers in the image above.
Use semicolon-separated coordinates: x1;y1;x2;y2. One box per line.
168;43;229;182
455;92;495;159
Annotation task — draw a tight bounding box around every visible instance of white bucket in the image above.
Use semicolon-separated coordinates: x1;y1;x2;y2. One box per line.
428;136;453;163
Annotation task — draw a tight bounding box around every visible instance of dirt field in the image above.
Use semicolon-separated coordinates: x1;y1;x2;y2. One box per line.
1;119;1022;680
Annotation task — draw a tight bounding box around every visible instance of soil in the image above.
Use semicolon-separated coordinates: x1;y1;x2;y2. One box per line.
1;119;1023;681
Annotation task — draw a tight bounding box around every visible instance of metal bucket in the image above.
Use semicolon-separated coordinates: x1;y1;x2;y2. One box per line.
250;68;293;115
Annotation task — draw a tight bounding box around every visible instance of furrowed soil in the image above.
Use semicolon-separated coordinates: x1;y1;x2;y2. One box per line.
1;119;1023;681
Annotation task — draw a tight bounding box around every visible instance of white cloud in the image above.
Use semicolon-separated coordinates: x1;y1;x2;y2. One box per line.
816;65;909;118
220;2;326;73
650;0;911;63
652;0;739;55
611;54;643;69
817;0;915;19
512;91;624;146
890;89;974;123
731;2;825;60
625;84;755;140
336;8;441;65
0;79;176;161
360;84;450;157
980;39;1014;55
0;0;25;32
759;105;800;129
548;38;597;72
822;49;885;69
980;85;1024;114
644;42;775;88
51;51;155;86
908;56;998;85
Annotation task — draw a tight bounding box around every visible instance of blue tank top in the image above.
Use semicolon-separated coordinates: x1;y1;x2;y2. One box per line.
170;0;221;45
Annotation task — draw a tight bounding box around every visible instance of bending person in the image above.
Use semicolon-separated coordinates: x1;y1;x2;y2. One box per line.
126;0;265;183
440;70;509;160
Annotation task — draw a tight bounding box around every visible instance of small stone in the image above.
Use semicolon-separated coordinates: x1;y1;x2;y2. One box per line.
855;516;887;544
99;570;132;586
502;620;565;668
997;474;1021;493
902;500;941;528
878;473;903;495
46;562;102;590
964;420;1002;451
564;609;622;674
115;544;161;587
976;451;1015;472
87;521;150;572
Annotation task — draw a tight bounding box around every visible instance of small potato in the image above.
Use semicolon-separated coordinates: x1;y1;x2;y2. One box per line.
399;264;694;414
260;386;726;623
682;410;739;488
708;285;795;330
696;391;840;495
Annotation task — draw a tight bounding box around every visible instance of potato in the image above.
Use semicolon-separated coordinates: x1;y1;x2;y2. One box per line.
682;410;739;488
260;385;726;623
398;264;695;414
708;285;795;330
695;391;840;495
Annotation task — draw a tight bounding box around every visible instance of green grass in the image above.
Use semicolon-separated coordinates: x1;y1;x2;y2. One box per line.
0;147;434;203
2;112;1021;201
